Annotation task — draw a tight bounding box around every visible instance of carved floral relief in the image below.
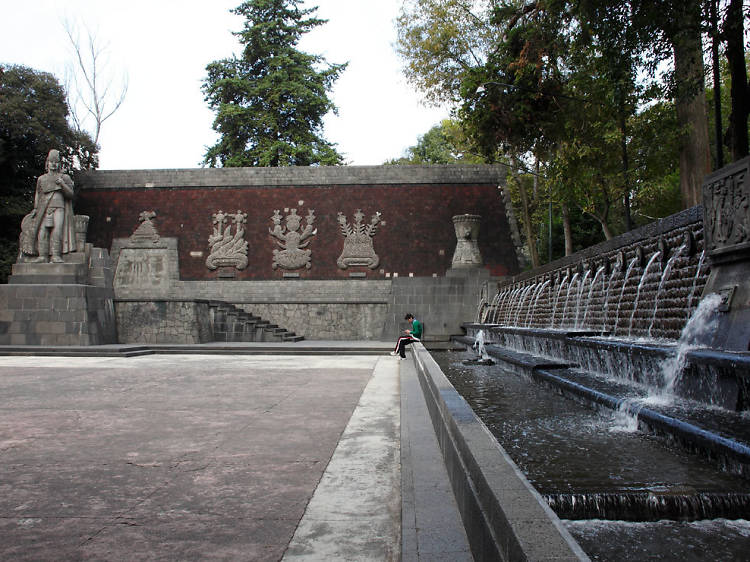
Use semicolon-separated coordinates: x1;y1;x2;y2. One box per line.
206;210;249;270
336;209;382;269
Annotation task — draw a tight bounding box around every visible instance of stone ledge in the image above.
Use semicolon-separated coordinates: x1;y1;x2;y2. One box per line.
410;344;588;561
77;164;509;189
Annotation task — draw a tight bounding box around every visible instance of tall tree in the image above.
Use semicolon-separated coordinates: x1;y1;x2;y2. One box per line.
203;0;347;167
0;64;97;282
722;0;749;160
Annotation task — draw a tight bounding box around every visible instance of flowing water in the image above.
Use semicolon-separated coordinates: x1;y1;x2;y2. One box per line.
433;350;750;560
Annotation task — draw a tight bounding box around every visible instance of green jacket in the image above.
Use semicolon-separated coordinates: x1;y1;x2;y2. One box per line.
410;319;423;340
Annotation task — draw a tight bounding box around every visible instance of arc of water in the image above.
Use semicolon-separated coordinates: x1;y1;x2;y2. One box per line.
648;243;687;337
574;268;592;329
561;273;580;329
685;249;706;319
506;286;524;325
659;293;722;400
526;280;550;327
551;273;569;329
612;257;639;336
493;288;507;324
488;290;503;323
628;252;661;337
581;266;605;328
601;268;619;333
493;287;510;324
515;284;536;325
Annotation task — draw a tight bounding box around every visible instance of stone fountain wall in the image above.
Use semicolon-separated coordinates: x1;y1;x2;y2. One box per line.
479;206;709;340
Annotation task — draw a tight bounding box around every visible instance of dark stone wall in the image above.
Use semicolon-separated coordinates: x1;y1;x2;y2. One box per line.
75;167;519;281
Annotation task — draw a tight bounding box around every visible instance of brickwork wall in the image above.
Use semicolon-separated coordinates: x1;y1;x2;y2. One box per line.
75;166;519;281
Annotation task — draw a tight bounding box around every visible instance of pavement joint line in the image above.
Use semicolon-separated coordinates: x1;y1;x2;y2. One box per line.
282;356;401;560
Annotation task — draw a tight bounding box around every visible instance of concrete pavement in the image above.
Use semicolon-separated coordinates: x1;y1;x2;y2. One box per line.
0;348;471;561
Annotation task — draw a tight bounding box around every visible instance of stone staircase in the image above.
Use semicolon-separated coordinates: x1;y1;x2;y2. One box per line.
208;301;304;343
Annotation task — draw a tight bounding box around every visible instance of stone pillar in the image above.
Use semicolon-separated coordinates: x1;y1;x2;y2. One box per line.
700;155;750;351
451;214;483;269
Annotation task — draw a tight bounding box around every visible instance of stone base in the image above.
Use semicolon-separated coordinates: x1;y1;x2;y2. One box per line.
0;283;117;346
9;262;89;285
701;260;750;351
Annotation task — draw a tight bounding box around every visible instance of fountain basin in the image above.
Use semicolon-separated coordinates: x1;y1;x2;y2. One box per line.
462;324;750;411
409;343;589;561
454;335;750;478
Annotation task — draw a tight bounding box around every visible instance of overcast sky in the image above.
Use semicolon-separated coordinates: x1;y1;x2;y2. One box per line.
0;0;449;169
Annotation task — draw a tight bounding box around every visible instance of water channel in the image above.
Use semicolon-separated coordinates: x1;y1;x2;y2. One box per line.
434;349;750;560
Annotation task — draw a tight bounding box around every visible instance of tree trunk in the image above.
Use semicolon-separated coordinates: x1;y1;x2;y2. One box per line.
672;0;711;208
511;163;540;268
561;202;573;256
723;0;749;161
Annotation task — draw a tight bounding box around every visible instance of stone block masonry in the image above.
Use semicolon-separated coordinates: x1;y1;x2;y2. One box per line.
0;284;116;345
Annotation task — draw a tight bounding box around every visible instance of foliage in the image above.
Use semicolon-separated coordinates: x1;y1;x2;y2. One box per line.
396;0;746;260
384;119;484;164
203;0;347;167
0;64;98;282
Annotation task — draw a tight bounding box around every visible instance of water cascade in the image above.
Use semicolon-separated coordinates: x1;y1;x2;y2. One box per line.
628;250;662;337
446;167;750;558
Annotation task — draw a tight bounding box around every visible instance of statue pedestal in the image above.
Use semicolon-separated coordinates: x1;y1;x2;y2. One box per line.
0;247;117;346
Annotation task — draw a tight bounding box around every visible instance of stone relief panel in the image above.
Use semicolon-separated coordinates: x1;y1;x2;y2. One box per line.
114;251;171;290
206;210;249;271
269;208;316;270
336;209;382;269
703;158;749;260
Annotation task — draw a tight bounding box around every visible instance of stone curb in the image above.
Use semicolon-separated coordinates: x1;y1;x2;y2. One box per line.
410;343;589;561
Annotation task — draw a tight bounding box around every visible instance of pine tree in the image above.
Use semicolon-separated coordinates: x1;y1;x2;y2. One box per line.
203;0;347;167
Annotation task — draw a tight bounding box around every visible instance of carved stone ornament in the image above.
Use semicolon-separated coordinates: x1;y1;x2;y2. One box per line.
128;211;162;247
269;208;316;270
451;214;483;268
336;209;382;269
206;210;249;270
703;156;750;263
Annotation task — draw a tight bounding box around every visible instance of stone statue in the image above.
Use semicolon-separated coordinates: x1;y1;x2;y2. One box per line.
19;149;76;263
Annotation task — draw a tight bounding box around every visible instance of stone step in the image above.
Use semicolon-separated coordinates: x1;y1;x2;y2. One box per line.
207;300;304;343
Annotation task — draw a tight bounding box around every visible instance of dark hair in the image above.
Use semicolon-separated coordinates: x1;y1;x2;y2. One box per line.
404;313;413;320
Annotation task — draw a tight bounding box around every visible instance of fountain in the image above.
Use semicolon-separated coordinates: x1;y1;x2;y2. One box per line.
442;158;750;558
463;329;494;365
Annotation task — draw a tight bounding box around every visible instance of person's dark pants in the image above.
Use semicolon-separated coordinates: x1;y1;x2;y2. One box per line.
395;336;417;358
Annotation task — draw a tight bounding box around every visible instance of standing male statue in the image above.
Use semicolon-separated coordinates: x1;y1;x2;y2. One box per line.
19;149;77;263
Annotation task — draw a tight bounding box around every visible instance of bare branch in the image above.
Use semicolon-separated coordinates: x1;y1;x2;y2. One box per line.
62;17;128;146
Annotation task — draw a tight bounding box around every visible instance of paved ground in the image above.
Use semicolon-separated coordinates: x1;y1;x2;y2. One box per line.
0;347;471;561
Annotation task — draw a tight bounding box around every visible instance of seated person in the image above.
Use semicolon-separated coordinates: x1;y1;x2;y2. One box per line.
391;313;422;359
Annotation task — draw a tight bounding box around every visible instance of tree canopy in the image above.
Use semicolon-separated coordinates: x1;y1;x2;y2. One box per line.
385;119;484;164
203;0;347;167
396;0;748;266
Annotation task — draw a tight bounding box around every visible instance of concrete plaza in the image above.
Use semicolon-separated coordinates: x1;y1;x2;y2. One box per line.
0;346;470;561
